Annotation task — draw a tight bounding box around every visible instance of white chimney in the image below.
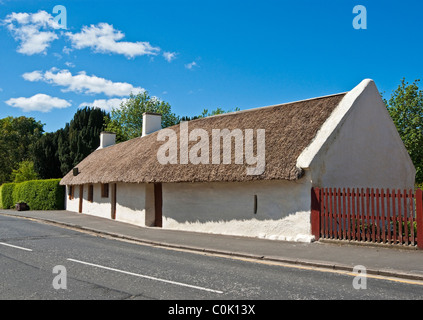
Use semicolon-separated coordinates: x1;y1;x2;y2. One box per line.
98;131;116;149
142;112;162;137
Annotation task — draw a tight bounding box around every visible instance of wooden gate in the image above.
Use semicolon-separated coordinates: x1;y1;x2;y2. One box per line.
311;188;423;249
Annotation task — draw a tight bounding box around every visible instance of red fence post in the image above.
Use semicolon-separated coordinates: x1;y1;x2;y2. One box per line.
311;187;321;241
416;189;423;249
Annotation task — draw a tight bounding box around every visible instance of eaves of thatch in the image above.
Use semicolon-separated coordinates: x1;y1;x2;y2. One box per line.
60;92;346;186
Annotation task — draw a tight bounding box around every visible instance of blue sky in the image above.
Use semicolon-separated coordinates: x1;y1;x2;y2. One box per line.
0;0;422;132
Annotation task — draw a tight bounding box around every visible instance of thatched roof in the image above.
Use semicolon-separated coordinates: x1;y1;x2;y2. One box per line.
60;92;346;185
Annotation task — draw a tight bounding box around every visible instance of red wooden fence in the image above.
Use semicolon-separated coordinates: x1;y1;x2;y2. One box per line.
311;188;423;249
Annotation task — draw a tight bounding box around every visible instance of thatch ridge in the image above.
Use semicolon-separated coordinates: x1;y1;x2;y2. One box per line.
60;92;346;185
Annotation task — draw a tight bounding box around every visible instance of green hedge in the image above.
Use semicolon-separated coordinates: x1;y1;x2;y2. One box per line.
0;183;17;209
0;179;64;210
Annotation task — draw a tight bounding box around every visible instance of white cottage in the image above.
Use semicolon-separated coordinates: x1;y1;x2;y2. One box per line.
60;79;415;242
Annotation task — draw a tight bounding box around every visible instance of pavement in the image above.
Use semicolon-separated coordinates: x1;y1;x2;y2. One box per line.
1;209;423;282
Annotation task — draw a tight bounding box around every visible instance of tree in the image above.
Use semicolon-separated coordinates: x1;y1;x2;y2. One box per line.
198;107;240;118
32;107;110;178
68;107;109;166
177;107;241;123
57;124;72;176
10;160;39;183
384;78;423;184
56;107;110;176
0;116;44;184
105;91;179;142
32;131;62;179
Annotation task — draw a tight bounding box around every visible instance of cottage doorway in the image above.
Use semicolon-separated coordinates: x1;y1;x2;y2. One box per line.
78;185;83;213
154;183;163;227
111;183;117;219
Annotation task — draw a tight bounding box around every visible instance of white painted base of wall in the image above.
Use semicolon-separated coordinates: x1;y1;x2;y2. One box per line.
114;182;146;226
161;179;314;243
163;211;314;243
65;179;315;243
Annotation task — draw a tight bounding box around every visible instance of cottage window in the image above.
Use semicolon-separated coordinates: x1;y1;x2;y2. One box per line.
88;185;94;202
68;186;74;200
101;183;109;198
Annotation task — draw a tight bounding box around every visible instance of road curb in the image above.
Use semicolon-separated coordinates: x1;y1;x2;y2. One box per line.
3;212;423;283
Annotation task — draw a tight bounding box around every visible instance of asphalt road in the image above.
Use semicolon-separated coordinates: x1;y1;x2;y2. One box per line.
1;214;423;303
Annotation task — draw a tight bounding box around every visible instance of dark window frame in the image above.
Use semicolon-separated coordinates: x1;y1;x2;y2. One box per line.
68;185;74;200
101;183;109;198
88;184;94;203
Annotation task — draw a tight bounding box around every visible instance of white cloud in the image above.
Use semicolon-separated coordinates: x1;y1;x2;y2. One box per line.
79;96;162;112
4;11;60;28
22;70;43;81
62;46;72;54
22;68;144;97
4;12;170;60
64;61;75;68
66;23;160;59
185;61;198;70
78;98;127;112
80;98;118;111
53;52;62;60
5;93;71;112
163;51;177;62
3;10;60;55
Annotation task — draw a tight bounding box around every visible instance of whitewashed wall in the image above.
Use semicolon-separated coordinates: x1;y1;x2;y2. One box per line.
82;183;111;219
115;182;146;226
65;185;79;212
65;183;147;226
161;175;313;242
65;180;314;241
306;80;415;189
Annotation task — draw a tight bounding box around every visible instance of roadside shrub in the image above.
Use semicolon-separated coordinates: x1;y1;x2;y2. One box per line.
415;183;423;191
12;179;65;210
0;183;17;209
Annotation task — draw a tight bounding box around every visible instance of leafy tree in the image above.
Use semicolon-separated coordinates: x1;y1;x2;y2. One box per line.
57;124;72;176
178;115;199;122
33;107;110;178
10;160;39;183
68;106;109;166
384;78;423;183
198;107;240;118
177;107;241;123
105;91;179;142
0;116;44;184
32;131;62;179
56;107;109;176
